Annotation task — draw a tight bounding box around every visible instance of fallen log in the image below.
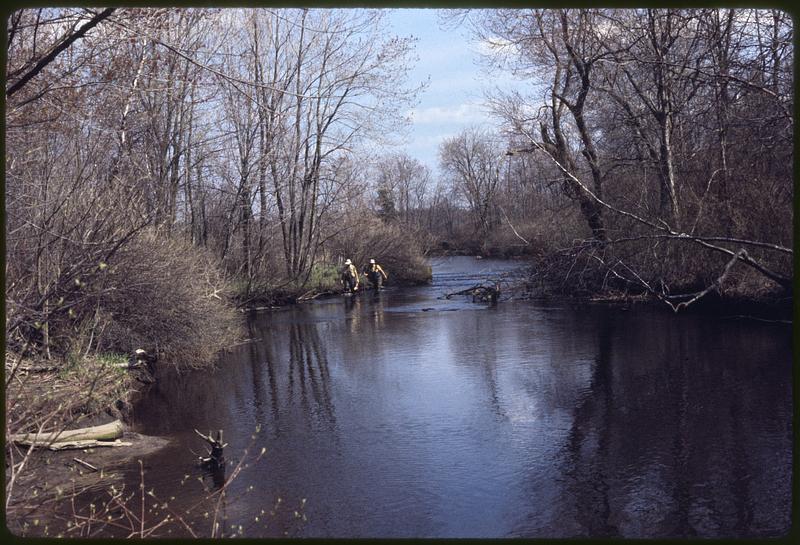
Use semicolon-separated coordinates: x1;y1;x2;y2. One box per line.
9;420;125;447
11;438;132;451
41;439;132;451
4;363;61;373
444;283;501;303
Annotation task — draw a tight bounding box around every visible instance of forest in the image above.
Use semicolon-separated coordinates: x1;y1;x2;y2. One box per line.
3;6;792;376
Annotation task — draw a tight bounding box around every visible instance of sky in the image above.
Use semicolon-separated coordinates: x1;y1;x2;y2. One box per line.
382;9;523;174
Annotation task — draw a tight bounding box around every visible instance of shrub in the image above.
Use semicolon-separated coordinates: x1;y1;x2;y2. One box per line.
328;215;432;285
92;231;241;368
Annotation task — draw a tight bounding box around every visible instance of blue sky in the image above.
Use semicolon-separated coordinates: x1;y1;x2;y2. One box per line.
383;9;522;174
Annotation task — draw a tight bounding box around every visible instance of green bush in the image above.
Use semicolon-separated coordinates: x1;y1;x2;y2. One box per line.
307;263;342;292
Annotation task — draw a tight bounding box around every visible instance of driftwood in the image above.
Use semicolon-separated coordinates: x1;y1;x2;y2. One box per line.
4;363;62;373
297;289;335;301
19;439;133;451
194;429;227;469
444;283;501;303
10;420;125;448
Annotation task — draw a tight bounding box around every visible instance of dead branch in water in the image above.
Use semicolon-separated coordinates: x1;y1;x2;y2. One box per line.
297;289;335;301
444;283;501;303
194;429;227;469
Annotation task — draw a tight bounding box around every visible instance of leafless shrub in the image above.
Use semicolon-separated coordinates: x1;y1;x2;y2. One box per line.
330;214;431;285
95;231;241;368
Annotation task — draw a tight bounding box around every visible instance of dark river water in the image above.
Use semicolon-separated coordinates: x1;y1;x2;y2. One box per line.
127;256;792;538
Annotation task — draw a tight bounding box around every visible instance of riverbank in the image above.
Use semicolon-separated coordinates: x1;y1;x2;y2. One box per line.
513;286;793;323
5;431;172;537
4;352;168;535
235;259;434;311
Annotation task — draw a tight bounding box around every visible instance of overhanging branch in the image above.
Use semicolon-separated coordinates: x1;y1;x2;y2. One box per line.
6;8;116;98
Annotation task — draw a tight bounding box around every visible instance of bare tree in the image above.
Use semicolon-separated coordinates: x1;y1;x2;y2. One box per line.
231;9;419;283
454;7;791;304
373;153;431;227
439;127;504;245
477;9;609;241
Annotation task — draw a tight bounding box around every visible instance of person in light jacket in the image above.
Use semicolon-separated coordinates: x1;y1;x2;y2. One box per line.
363;259;388;291
341;259;360;293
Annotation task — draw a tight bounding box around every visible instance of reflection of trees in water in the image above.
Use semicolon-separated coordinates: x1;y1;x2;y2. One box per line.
246;320;281;432
244;316;337;435
559;318;618;537
286;321;336;429
551;315;790;538
556;316;706;537
469;312;506;420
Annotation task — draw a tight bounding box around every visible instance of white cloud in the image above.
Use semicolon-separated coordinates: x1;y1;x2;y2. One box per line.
407;103;490;125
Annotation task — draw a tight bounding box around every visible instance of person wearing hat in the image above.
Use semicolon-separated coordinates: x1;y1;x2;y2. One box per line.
363;258;388;291
341;258;360;293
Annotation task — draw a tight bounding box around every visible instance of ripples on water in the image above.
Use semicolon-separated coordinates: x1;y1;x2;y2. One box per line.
128;257;792;538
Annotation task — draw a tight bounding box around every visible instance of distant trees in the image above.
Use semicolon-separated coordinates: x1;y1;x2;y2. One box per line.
438;128;504;248
373;153;431;227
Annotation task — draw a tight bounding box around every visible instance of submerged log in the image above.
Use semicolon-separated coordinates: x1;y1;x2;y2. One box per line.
10;420;125;447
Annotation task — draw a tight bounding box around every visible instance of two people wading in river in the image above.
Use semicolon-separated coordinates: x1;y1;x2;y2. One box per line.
341;258;388;293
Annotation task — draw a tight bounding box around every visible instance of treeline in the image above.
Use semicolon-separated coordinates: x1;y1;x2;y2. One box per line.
424;9;792;307
4;8;794;365
5;8;429;365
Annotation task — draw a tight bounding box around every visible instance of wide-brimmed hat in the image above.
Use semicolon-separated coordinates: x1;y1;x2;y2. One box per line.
344;259;351;265
369;259;376;264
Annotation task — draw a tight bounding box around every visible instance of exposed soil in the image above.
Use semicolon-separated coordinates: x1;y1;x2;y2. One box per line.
5;353;171;536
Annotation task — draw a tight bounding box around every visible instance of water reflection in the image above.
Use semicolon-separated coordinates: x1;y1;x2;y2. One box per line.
127;258;791;538
559;317;618;537
287;320;336;429
543;310;792;538
243;312;337;436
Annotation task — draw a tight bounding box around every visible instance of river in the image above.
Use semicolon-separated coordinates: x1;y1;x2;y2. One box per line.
125;256;791;538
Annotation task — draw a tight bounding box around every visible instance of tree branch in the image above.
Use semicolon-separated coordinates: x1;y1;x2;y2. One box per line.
6;8;116;98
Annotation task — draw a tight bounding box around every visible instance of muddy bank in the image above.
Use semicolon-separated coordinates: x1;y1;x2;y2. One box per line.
4;353;171;535
5;431;172;537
